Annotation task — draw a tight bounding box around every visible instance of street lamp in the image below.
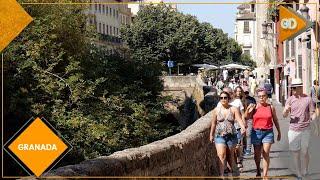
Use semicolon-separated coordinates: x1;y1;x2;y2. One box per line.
261;21;273;39
262;21;268;36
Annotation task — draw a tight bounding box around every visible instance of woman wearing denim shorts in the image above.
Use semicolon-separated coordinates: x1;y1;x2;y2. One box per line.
245;89;281;177
210;91;246;176
232;86;246;170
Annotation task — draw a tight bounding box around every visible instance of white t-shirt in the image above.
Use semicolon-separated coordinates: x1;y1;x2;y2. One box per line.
228;82;234;90
216;99;244;112
223;70;228;80
230;99;244;112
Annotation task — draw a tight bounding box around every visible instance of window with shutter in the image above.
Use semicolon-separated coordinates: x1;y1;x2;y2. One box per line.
244;21;250;33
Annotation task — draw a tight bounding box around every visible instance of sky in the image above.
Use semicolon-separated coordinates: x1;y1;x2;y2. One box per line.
171;0;240;38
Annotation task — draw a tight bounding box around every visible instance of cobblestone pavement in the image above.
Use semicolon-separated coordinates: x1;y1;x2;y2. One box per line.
238;99;320;180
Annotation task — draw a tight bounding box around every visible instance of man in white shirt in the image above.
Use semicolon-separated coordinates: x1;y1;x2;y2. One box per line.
223;68;228;81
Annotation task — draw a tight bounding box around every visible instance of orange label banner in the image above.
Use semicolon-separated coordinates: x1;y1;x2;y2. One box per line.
279;5;312;42
0;0;33;52
5;117;71;177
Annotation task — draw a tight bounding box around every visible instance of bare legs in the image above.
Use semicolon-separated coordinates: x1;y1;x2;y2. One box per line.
292;149;309;177
302;149;310;176
292;151;302;177
253;143;272;177
254;145;262;176
289;129;311;178
262;143;272;176
216;144;235;176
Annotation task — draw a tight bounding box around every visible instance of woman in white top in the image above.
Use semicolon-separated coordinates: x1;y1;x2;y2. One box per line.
233;86;246;170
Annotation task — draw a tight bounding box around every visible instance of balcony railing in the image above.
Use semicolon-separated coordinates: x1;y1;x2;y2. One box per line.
99;34;122;44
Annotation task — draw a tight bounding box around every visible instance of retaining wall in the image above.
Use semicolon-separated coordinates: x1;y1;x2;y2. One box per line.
45;112;218;177
162;76;198;89
44;75;218;177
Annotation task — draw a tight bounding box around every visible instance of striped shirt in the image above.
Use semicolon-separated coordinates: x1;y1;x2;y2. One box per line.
285;95;315;131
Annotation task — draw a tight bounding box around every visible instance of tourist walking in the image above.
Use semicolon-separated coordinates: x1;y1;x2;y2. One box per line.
241;80;249;93
232;86;246;171
258;75;267;89
245;88;281;177
243;90;256;156
250;76;257;96
210;91;246;176
310;80;320;136
310;80;320;111
223;68;228;81
264;80;273;104
244;69;250;81
216;77;225;95
228;79;236;90
283;79;317;179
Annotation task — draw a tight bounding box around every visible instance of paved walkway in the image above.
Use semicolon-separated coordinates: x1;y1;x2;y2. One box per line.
240;99;320;180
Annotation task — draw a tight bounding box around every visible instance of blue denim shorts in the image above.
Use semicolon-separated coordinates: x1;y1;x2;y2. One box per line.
251;129;274;145
215;134;237;147
237;129;243;144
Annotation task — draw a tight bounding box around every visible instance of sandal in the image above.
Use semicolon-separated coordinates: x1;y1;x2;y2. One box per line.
237;162;243;168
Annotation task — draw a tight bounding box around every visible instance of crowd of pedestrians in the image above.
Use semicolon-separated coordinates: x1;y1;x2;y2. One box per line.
207;69;319;179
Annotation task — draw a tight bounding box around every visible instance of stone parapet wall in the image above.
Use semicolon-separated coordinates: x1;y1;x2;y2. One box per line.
162;75;206;117
45;111;218;177
162;76;198;89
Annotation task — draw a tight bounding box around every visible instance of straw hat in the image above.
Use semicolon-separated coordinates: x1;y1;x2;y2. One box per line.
290;78;303;87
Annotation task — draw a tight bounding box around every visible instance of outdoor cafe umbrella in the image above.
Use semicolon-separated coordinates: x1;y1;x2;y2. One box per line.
220;63;250;70
192;64;218;70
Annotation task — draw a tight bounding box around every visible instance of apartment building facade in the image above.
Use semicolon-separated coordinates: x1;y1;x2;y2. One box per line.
87;0;133;53
235;0;277;84
234;2;257;61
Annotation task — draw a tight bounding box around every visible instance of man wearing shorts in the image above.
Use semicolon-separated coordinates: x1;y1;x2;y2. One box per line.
283;79;316;179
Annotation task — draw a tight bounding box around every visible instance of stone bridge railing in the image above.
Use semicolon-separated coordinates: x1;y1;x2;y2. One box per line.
162;75;208;115
45;111;218;177
162;75;199;88
44;75;219;177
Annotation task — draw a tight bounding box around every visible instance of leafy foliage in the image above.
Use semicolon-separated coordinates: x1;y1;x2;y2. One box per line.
240;53;257;68
4;1;180;167
4;2;256;173
121;4;255;69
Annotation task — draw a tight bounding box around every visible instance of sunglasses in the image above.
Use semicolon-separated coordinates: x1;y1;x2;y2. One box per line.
220;96;228;100
291;87;297;90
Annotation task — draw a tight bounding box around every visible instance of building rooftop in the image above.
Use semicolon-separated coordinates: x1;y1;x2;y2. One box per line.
236;13;256;20
237;0;255;10
237;4;250;10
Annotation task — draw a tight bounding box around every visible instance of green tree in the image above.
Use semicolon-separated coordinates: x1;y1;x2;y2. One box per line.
4;1;180;171
121;4;246;72
121;5;201;67
240;53;257;68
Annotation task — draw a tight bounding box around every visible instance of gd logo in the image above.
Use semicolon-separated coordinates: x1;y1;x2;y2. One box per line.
281;18;297;30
